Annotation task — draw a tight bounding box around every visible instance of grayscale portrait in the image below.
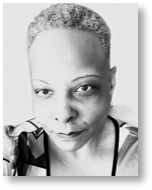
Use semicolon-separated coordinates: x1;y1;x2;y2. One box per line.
3;3;138;176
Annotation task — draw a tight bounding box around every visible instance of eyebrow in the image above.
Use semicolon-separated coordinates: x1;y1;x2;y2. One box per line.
72;75;103;82
31;79;49;84
31;75;103;84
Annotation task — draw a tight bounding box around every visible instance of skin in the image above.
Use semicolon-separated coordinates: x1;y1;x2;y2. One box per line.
28;29;116;175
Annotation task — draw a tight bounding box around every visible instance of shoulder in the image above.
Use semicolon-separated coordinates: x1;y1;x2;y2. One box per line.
3;118;42;149
3;118;42;176
116;119;138;176
118;120;138;150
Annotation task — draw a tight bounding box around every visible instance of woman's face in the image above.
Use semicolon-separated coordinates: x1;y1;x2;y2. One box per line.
29;29;116;152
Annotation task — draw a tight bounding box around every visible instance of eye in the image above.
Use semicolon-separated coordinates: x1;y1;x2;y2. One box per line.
34;89;53;98
75;85;97;95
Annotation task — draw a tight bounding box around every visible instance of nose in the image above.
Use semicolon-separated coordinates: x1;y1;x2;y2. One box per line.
53;100;78;124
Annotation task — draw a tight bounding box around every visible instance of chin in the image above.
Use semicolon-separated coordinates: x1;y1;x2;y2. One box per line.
47;128;91;152
54;140;85;152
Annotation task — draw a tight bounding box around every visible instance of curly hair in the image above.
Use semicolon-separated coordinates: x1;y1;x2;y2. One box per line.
27;3;111;61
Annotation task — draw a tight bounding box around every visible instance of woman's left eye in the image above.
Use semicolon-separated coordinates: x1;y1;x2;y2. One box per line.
75;85;97;95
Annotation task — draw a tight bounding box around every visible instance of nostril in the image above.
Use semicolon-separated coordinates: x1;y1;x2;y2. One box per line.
54;116;75;122
66;116;75;122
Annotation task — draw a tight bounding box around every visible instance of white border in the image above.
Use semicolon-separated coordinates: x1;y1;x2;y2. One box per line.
1;0;152;190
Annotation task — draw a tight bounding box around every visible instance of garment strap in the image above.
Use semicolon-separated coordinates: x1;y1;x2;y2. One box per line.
108;115;120;176
44;132;51;176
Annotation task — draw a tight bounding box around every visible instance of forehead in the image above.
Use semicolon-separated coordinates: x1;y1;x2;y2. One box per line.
29;29;108;81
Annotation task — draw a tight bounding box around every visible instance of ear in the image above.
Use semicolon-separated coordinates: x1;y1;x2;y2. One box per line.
109;66;117;99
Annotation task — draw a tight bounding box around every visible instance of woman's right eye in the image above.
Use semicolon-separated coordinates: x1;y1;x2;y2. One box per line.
34;89;53;98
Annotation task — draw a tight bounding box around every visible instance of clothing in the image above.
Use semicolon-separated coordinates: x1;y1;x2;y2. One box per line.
3;116;138;176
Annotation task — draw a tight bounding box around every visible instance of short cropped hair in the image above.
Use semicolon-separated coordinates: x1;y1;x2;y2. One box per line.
27;3;111;61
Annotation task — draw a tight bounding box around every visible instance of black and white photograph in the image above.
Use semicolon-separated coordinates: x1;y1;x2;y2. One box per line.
3;3;138;176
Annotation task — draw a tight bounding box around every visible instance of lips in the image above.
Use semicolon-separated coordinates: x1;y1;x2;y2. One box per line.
55;130;84;139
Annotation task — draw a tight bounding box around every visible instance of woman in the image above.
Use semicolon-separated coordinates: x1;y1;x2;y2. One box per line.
3;3;138;176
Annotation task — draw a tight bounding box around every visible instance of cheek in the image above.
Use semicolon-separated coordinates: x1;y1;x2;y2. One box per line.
32;98;53;124
81;96;110;126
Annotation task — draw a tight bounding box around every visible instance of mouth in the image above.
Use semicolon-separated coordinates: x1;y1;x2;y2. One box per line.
55;130;85;139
